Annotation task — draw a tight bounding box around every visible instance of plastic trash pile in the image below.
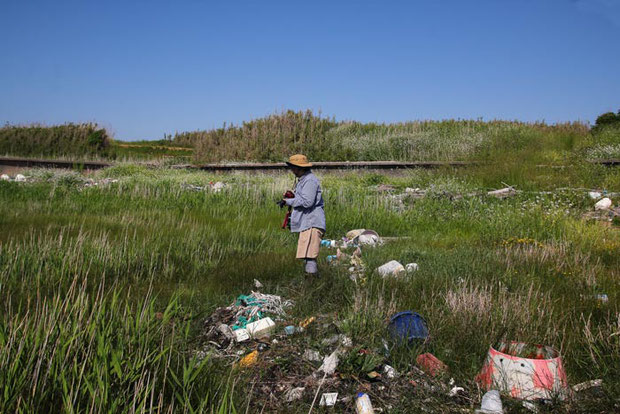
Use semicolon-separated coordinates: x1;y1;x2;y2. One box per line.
1;173;27;182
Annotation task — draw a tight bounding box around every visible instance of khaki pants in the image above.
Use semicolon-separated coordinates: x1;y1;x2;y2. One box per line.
296;227;324;259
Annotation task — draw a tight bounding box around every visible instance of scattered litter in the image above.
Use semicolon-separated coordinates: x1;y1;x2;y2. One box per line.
367;371;381;380
377;260;405;277
327;254;338;262
303;349;322;362
253;279;263;289
476;341;569;400
320;392;338;406
211;181;225;192
488;186;517;198
383;365;398;379
355;392;374;414
238;350;259;368
321;239;337;248
388;311;429;342
588;191;602;199
319;351;339;375
0;174;9;181
522;400;539;413
475;390;503;414
15;174;26;182
285;387;305;402
217;324;235;340
572;379;603;392
594;197;612;210
448;386;465;397
416;353;447;377
246;317;276;339
234;328;250;342
405;263;419;272
300;316;315;329
596;294;609;303
284;325;296;335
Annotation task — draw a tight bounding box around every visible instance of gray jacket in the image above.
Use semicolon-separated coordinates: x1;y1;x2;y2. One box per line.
285;172;326;233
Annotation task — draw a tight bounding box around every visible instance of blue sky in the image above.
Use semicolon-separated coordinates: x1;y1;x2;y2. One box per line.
1;0;619;140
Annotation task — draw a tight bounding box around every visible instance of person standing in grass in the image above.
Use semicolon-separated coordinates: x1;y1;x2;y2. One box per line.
280;154;326;276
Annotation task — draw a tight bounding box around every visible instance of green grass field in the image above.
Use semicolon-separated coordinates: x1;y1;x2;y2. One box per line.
1;161;618;413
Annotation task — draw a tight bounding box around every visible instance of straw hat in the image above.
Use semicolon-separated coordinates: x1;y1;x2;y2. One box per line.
286;154;312;168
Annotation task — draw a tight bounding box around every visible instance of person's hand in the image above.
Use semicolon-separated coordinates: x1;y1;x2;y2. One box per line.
277;199;286;208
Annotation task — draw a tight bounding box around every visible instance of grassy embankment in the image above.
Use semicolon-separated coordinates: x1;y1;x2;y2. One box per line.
1;155;619;412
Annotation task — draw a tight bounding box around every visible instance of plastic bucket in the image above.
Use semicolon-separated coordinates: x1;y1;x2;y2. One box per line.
388;311;429;342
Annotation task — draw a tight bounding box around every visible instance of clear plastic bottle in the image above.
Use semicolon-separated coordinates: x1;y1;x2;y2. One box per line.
355;392;374;414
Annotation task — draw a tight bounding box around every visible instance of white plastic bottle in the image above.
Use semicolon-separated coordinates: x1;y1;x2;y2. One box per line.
355;392;374;414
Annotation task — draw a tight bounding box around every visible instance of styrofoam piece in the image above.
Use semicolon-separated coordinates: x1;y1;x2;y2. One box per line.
0;174;9;181
405;263;419;272
594;197;612;210
320;392;338;406
234;328;250;342
245;317;275;339
15;174;26;182
475;390;503;414
377;260;405;277
588;191;601;199
476;341;569;400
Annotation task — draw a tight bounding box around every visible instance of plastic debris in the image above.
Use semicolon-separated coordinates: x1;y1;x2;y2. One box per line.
476;341;569;400
300;316;316;329
253;279;263;289
211;181;225;192
588;191;602;199
285;387;305;402
284;325;296;335
388;311;429;342
405;263;419;272
246;317;275;339
217;324;235;340
303;349;322;362
596;294;609;303
238;350;259;368
320;392;338;406
234;329;250;342
383;365;397;379
416;353;447;377
488;187;517;198
319;351;339;375
377;260;405;277
15;174;26;182
595;197;612;210
355;392;374;414
522;400;538;413
0;174;9;181
572;379;603;392
449;386;465;397
475;390;503;414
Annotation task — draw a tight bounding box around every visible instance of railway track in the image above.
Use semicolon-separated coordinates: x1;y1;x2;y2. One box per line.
1;156;618;172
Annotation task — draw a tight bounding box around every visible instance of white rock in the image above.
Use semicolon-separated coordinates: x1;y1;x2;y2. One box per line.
594;197;612;211
588;191;602;199
319;351;339;375
475;390;503;414
405;263;419;272
15;174;26;182
377;260;405;277
0;174;9;181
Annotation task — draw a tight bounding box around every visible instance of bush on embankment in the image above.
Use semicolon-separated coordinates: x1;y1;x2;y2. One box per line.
0;123;111;158
179;110;590;163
